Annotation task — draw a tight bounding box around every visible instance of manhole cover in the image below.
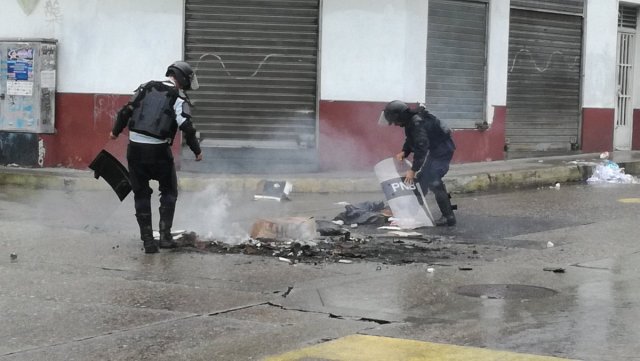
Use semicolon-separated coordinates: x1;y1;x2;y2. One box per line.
455;284;558;299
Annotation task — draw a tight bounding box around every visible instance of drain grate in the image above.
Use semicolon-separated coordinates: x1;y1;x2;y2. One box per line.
455;284;558;299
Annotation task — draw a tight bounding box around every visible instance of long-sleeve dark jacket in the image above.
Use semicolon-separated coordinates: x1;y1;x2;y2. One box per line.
402;108;455;172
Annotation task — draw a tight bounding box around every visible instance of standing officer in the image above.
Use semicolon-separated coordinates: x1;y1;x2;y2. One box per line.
379;100;457;226
110;61;203;253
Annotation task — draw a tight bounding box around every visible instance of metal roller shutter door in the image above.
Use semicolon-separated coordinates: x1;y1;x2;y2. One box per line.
510;0;584;15
426;0;487;129
505;9;582;157
184;0;319;151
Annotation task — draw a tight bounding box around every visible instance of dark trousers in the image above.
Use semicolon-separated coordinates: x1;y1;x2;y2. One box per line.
417;140;455;217
127;142;178;215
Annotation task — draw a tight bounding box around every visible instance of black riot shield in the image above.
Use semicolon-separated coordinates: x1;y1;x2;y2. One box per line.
88;150;132;201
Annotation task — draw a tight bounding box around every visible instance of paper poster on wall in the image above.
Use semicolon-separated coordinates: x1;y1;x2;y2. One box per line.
7;80;34;96
7;47;34;81
41;70;56;88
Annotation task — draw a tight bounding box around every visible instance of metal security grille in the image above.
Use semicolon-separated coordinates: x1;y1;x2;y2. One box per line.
619;5;638;29
617;32;634;129
510;0;584;15
615;29;635;150
426;0;487;129
505;9;582;157
184;0;319;150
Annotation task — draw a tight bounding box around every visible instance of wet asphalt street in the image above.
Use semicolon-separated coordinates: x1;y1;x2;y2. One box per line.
2;182;640;360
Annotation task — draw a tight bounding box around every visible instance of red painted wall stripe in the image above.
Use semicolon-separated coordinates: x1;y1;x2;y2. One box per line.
581;108;614;153
319;100;506;170
42;93;181;169
39;95;507;171
633;109;640;150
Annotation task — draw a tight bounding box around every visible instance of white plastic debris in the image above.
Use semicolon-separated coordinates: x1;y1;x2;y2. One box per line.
278;257;292;264
350;223;358;228
378;226;403;230
332;220;345;226
253;180;293;201
388;231;423;237
587;157;639;184
338;259;353;264
426;267;435;273
547;241;555;248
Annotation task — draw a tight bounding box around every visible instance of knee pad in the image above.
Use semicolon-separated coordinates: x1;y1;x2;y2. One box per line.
427;179;444;192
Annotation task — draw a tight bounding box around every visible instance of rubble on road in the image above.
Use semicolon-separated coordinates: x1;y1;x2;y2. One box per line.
250;217;316;240
172;224;487;266
165;198;496;265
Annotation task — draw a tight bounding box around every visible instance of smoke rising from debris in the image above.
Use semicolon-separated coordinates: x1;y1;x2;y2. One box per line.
179;185;248;245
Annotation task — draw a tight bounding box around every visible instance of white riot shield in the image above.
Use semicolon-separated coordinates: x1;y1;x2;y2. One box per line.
374;158;434;229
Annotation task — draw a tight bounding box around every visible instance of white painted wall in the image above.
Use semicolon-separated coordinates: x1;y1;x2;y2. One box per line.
0;0;183;94
485;1;510;123
583;0;618;108
320;0;510;125
320;0;428;102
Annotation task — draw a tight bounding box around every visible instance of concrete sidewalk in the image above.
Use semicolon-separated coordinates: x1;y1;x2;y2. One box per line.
1;151;639;194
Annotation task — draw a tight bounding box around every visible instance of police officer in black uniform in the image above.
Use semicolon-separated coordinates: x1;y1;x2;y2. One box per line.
110;61;203;253
380;100;457;226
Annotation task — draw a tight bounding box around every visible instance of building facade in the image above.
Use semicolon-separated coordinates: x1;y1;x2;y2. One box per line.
0;0;638;171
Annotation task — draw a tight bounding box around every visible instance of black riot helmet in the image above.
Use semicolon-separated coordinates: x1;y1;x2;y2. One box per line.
379;100;413;126
166;61;199;90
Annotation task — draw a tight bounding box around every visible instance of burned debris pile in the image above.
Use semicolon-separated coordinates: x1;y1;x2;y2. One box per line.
166;179;479;265
173;215;476;265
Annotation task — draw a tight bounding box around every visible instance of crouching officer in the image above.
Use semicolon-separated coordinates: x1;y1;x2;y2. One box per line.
110;61;203;253
380;100;457;226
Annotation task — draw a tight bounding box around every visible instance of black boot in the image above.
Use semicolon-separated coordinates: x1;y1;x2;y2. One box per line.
435;215;456;227
433;184;456;227
136;213;158;253
159;205;177;249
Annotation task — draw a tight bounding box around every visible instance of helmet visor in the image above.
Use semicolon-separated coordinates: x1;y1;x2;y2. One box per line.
378;111;390;126
189;72;199;90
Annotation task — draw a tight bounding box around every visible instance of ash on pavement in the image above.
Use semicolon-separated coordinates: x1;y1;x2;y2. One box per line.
174;225;504;266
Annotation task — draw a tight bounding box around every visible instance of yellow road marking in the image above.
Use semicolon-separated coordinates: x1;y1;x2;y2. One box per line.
619;198;640;203
264;335;574;361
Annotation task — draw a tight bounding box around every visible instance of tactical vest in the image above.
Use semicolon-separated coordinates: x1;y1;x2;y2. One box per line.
128;81;180;143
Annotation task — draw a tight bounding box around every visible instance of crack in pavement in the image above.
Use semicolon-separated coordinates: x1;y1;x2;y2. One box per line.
265;301;397;326
2;284;393;358
0;313;202;357
1;302;271;357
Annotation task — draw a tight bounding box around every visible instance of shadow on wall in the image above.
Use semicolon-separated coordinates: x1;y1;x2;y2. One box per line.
0;132;40;166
